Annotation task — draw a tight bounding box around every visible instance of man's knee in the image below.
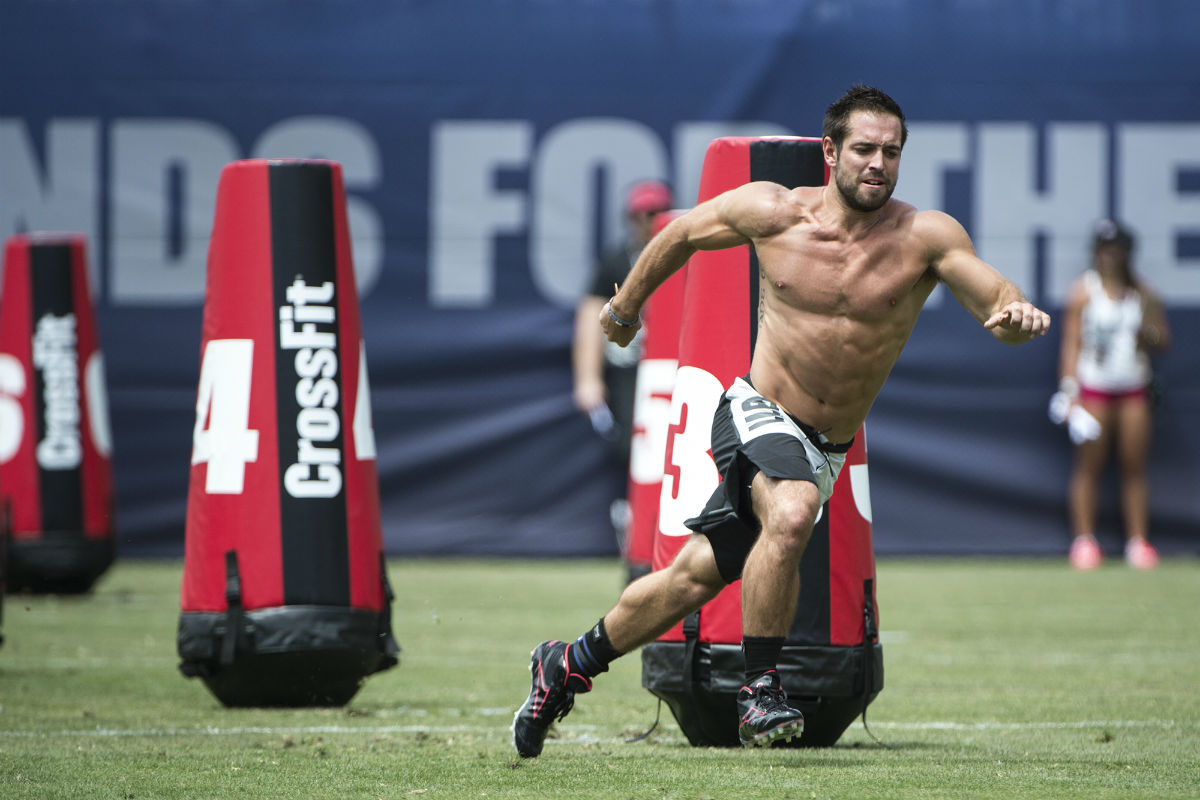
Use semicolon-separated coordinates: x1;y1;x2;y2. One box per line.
753;477;820;557
667;537;726;603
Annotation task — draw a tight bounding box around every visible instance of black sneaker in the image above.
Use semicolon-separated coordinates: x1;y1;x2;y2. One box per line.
736;671;804;747
512;640;592;758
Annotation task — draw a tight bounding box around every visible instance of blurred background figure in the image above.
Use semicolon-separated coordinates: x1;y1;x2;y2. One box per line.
572;180;673;550
1052;219;1171;570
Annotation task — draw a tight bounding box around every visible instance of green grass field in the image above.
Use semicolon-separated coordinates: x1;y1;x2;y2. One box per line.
2;556;1197;799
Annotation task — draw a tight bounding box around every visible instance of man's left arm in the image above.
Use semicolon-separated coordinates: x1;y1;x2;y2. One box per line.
925;211;1051;344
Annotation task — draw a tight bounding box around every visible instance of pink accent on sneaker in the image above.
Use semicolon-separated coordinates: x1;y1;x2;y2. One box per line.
1124;538;1160;570
1069;535;1103;571
529;644;554;718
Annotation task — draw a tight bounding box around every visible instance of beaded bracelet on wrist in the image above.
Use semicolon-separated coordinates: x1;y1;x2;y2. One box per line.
606;303;639;327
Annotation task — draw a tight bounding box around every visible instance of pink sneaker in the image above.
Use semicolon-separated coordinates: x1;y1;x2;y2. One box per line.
1124;538;1160;570
1069;536;1103;571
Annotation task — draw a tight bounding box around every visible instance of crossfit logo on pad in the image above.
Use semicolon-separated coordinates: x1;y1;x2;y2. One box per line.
32;312;82;470
279;278;343;499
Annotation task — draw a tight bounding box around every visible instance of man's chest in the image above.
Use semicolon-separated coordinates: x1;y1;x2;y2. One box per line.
759;238;933;321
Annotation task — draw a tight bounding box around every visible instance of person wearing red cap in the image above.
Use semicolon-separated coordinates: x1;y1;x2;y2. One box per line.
517;85;1051;758
1054;219;1171;570
571;179;673;569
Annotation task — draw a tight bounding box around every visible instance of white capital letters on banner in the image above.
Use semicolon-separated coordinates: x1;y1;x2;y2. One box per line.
429;120;532;306
1118;124;1200;304
111;119;238;304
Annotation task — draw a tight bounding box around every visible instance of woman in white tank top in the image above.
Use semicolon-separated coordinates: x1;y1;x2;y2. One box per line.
1056;219;1170;571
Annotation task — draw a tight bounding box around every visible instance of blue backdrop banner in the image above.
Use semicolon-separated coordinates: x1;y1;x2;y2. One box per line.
2;1;1197;557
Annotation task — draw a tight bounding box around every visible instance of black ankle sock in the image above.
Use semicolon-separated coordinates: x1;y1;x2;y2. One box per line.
568;618;622;678
742;636;785;683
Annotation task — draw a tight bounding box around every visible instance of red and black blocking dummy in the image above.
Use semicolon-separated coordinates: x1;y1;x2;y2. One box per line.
177;159;398;707
0;234;115;593
623;210;686;581
640;138;882;747
0;525;5;646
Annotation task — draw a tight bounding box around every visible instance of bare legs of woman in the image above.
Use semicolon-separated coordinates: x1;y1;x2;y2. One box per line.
1067;395;1158;570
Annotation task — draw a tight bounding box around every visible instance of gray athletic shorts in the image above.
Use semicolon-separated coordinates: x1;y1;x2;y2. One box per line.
684;376;853;584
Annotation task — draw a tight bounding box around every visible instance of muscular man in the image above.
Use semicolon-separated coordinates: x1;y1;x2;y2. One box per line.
514;84;1050;757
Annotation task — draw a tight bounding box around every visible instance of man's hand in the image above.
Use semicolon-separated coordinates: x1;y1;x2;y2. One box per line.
599;300;643;347
984;301;1051;342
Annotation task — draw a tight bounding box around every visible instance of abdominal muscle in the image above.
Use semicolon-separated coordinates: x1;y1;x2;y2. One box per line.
748;289;927;443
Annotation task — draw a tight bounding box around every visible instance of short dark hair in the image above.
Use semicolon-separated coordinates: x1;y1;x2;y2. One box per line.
823;84;908;149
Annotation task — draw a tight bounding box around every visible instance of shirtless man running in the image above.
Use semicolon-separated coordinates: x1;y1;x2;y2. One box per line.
514;84;1050;757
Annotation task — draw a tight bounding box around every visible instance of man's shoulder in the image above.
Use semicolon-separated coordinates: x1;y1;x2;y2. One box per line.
901;204;969;245
889;199;934;225
732;180;817;205
732;182;819;235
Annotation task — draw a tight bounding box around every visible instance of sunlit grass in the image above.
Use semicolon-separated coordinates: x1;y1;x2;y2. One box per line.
1;556;1197;799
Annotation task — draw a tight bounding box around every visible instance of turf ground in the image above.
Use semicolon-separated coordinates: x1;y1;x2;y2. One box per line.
1;555;1197;799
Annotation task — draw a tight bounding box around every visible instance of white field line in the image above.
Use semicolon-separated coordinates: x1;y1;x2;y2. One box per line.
0;719;1192;739
858;720;1194;730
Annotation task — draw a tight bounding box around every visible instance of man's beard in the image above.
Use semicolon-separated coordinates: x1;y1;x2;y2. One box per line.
834;168;893;213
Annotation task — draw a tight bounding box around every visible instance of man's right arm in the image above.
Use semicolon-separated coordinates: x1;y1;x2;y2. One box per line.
603;182;778;346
